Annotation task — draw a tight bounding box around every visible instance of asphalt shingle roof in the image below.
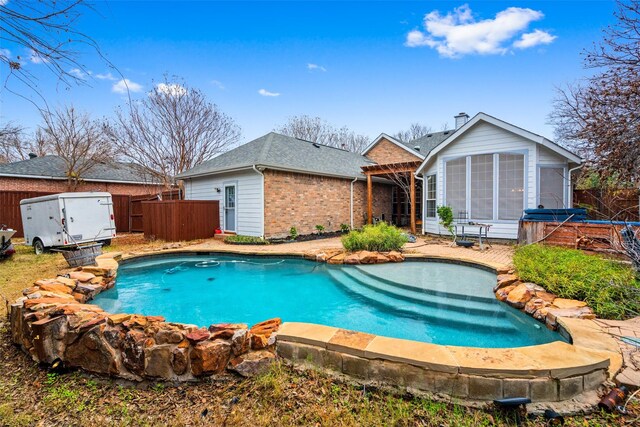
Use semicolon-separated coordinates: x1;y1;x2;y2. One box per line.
400;129;456;156
176;132;377;179
0;155;155;183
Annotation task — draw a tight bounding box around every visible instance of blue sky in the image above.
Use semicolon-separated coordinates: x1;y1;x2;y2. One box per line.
1;1;618;144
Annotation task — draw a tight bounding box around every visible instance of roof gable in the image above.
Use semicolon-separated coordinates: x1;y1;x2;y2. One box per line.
416;113;582;174
361;133;425;159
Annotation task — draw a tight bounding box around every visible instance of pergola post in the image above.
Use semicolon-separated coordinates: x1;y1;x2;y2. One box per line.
410;172;416;234
367;173;373;224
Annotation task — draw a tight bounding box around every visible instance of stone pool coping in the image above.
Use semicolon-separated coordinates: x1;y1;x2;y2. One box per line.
10;247;623;404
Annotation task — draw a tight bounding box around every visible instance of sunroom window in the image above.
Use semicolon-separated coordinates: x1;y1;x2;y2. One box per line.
539;167;566;208
470;154;494;220
498;153;525;220
445;157;466;217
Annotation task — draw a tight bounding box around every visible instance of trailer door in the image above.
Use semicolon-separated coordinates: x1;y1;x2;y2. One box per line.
63;196;114;243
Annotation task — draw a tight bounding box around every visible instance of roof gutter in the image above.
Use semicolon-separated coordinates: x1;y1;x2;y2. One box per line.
567;164;583;208
350;176;358;229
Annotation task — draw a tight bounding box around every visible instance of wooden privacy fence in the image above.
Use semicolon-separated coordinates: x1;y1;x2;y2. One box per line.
0;190;181;237
574;188;640;222
142;200;220;242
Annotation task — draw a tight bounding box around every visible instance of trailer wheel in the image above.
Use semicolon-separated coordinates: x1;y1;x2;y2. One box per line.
33;238;46;255
99;239;112;247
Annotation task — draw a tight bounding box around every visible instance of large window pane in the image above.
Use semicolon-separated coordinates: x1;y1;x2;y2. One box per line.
470;154;493;220
445;157;466;218
498;154;525;220
539;167;565;208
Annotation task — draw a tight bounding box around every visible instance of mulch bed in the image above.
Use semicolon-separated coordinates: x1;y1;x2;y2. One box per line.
269;231;345;244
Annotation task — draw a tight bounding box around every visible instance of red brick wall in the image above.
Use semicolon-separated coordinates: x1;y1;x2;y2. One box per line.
263;170;392;238
0;177;163;196
365;138;422;164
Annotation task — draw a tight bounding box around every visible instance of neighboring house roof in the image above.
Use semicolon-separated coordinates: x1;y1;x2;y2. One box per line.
415;112;582;174
361;133;425;159
176;132;378;179
0;155;157;184
403;130;456;156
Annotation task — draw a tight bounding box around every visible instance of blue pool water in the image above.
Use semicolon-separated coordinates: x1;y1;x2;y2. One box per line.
92;254;566;348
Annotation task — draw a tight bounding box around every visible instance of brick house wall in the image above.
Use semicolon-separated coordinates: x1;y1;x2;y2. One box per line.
365;138;422;165
263;170;392;238
0;177;164;195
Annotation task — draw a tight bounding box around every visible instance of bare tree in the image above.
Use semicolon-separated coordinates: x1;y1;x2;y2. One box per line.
0;123;49;162
275;115;370;153
0;0;118;101
550;0;640;183
0;123;25;163
393;123;432;142
40;106;114;189
107;77;241;186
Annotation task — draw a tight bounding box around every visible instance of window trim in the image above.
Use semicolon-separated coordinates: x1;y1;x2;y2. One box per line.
425;174;437;218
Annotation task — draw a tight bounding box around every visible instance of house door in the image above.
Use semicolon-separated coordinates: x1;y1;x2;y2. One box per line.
224;184;236;232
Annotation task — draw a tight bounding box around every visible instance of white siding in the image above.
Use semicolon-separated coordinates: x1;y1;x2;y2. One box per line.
424;121;541;240
184;170;264;237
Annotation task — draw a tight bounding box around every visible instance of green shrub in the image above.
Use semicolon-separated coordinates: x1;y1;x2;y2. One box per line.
513;244;640;319
315;225;325;234
436;205;454;236
289;227;298;240
341;222;408;252
224;235;269;245
339;223;350;233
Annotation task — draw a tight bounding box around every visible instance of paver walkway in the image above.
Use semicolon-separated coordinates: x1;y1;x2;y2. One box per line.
188;236;514;269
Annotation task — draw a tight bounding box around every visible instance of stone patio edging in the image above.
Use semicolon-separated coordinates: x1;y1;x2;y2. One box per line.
8;249;623;405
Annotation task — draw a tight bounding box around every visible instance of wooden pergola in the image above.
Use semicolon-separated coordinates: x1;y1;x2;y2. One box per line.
361;160;423;234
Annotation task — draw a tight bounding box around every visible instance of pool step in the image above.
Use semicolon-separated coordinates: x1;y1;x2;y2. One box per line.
341;267;500;317
354;265;496;303
326;269;518;333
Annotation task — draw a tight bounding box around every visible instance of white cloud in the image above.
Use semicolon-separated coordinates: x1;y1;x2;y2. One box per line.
513;29;557;49
258;88;280;97
156;82;187;96
0;48;10;59
211;80;225;90
405;4;554;57
69;68;85;78
307;63;327;72
29;49;49;64
112;79;143;94
95;72;117;81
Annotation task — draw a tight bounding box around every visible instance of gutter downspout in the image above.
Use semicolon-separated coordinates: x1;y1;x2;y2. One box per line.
252;165;265;238
567;164;583;208
350;177;358;229
413;173;424;234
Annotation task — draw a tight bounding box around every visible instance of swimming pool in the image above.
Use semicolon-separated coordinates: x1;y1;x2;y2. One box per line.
92;254;566;348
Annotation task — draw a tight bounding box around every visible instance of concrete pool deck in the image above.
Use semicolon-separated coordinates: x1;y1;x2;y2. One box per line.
156;236;516;271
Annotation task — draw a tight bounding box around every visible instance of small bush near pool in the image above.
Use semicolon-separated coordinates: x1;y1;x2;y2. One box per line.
514;244;640;319
341;223;408;252
224;235;269;245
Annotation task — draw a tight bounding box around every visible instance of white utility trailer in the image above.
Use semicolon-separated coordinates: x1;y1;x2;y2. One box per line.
20;192;116;254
